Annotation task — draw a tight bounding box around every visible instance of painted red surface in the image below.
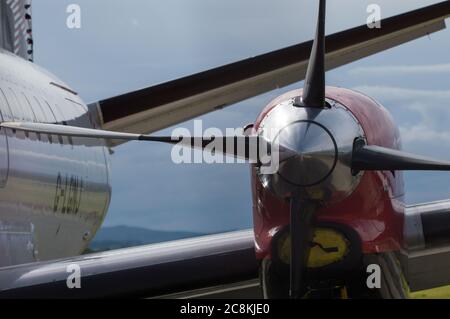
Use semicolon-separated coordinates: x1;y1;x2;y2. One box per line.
251;87;405;260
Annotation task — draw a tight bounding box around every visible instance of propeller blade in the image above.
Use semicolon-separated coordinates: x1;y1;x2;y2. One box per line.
352;143;450;172
142;135;267;162
1;121;148;140
0;122;268;162
294;0;327;108
290;193;316;299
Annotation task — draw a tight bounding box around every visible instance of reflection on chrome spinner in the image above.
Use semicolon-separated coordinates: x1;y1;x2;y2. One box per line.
256;98;366;205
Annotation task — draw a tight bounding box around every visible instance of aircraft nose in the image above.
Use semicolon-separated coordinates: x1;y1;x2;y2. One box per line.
275;121;337;187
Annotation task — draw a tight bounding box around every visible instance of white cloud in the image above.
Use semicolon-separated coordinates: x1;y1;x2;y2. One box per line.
352;86;450;101
350;86;450;152
400;125;450;144
350;86;450;127
349;64;450;76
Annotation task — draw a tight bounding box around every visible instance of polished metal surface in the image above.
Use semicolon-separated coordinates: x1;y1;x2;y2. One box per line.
0;230;257;298
257;97;365;204
405;199;450;251
402;200;450;291
405;205;426;251
275;120;337;187
0;50;111;266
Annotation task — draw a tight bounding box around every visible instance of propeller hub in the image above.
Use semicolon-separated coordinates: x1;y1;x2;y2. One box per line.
257;97;365;204
276;121;337;187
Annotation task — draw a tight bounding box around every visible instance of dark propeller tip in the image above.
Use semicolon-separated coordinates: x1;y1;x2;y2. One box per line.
352;138;450;173
300;0;327;109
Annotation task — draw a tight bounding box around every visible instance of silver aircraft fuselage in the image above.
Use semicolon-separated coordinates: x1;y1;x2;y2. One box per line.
0;50;111;266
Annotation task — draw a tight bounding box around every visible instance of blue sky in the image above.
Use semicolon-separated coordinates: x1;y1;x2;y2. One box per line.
33;0;450;233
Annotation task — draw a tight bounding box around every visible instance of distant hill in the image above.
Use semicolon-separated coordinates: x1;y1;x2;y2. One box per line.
88;225;205;252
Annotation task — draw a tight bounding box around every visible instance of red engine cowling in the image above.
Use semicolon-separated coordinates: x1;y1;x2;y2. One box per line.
251;86;405;261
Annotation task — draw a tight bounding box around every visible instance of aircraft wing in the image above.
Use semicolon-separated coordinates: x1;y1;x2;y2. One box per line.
0;230;259;298
404;200;450;292
90;1;450;140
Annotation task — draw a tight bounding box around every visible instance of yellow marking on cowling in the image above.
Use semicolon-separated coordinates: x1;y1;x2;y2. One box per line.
277;228;349;268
